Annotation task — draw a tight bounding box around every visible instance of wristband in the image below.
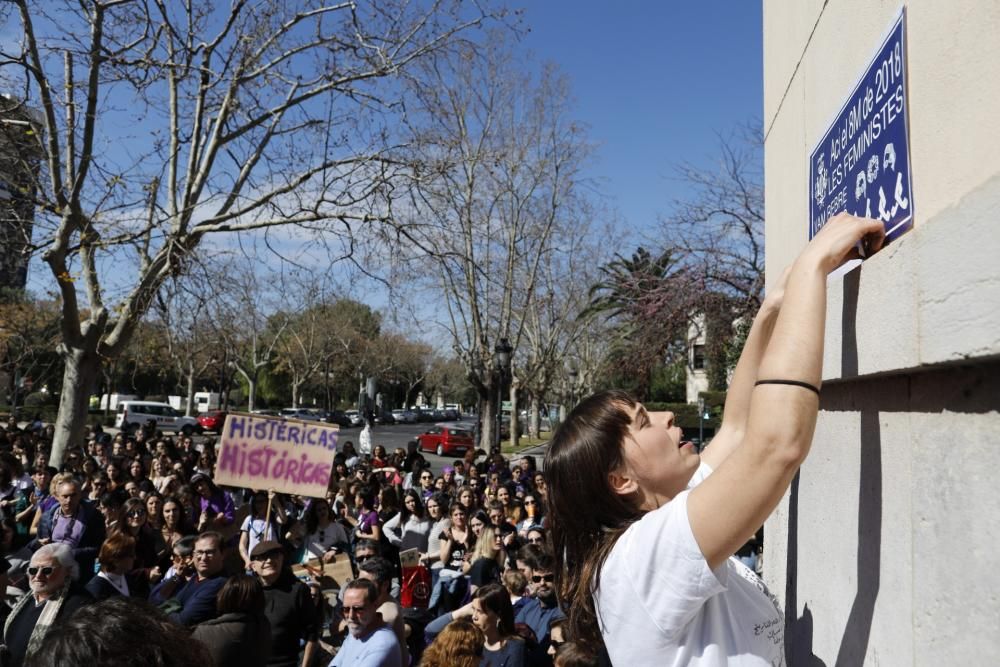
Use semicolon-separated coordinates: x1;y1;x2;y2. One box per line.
754;379;820;396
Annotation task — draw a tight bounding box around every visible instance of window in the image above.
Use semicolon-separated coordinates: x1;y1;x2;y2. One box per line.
692;345;706;371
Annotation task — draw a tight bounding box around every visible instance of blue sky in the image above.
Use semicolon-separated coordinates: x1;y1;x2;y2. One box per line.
518;2;763;235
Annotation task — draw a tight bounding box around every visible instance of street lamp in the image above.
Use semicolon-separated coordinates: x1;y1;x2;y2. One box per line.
697;396;711;452
493;338;513;454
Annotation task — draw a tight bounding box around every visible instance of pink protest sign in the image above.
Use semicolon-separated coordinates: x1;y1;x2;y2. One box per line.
215;413;339;498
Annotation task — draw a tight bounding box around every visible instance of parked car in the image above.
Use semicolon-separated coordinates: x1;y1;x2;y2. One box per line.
373;411;396;425
344;410;365;427
115;401;201;436
251;409;280;417
323;410;353;428
417;424;474;457
442;408;460;421
279;408;322;421
391;409;417;424
197;410;227;433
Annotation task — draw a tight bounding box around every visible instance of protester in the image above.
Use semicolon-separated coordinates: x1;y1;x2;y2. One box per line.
85;532;141;600
3;544;93;667
425;584;526;667
359;556;409;667
249;540;319;667
191;574;272;667
330;578;402;667
545;213;886;663
149;531;226;626
30;474;105;581
417;618;484;667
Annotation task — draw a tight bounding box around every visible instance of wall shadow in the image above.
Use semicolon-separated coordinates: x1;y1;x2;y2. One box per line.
834;410;882;666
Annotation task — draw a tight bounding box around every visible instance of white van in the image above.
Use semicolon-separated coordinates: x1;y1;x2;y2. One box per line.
115;401;201;436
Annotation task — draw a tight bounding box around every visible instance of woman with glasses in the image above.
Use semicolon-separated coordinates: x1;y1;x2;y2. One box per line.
516;493;544;535
545;214;885;664
113;497;162;574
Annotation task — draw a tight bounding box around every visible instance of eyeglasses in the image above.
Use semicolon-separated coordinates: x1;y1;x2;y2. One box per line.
420;475;432;480
342;605;368;616
531;574;555;583
251;549;283;562
126;510;146;518
194;549;218;558
27;566;56;577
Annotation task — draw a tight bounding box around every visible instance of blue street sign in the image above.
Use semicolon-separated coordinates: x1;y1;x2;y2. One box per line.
810;8;914;243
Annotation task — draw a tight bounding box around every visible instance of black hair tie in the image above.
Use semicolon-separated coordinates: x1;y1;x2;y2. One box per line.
754;379;821;396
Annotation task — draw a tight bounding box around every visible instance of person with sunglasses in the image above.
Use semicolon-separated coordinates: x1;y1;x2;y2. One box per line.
249;540;319;667
514;551;566;664
111;497;162;577
330;578;401;667
3;543;93;667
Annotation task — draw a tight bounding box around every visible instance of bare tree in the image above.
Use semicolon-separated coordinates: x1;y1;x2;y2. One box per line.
393;38;593;450
2;0;500;463
663;124;765;317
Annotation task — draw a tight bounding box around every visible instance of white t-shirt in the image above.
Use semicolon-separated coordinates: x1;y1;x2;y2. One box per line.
594;462;785;666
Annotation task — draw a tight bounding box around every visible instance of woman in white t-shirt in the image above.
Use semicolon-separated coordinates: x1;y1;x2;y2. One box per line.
238;489;286;569
544;213;886;665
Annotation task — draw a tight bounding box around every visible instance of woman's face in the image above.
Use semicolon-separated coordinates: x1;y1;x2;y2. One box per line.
620;404;697;508
162;502;181;527
434;477;446;491
374;446;385;458
106;464;120;479
404;495;417;511
451;508;466;528
547;624;565;658
459;490;473;507
426;499;440;518
194;481;210;498
83;459;96;475
125;505;147;528
471;598;496;634
146;496;162;517
470;516;485;536
497;487;510;504
130;461;143;478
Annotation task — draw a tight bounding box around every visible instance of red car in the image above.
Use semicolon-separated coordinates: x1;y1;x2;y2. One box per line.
197;411;227;433
417;425;474;457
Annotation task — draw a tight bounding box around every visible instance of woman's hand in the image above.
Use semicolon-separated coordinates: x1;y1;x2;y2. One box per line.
803;212;886;273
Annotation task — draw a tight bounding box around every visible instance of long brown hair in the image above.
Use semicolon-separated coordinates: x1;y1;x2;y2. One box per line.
419;619;483;667
543;390;643;655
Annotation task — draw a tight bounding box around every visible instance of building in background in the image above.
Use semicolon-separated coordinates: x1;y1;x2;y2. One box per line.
0;96;42;293
763;2;1000;664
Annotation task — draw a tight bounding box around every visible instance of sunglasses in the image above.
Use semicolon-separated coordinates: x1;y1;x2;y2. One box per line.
251;549;283;562
356;554;374;563
126;510;146;518
531;574;555;583
342;605;368;616
28;566;56;577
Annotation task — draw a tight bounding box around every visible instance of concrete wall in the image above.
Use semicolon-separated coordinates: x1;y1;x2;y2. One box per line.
762;1;1000;664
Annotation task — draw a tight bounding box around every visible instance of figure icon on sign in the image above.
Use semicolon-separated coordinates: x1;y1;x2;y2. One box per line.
890;171;909;217
814;155;828;206
854;172;867;202
878;187;891;222
867;154;880;184
883;142;897;172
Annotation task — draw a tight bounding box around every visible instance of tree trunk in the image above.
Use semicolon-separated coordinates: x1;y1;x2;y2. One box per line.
185;360;196;416
479;388;498;454
529;395;541;438
246;376;257;412
51;345;102;466
509;381;520;448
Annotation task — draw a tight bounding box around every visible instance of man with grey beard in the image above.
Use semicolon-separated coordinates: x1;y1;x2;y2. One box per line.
2;543;92;667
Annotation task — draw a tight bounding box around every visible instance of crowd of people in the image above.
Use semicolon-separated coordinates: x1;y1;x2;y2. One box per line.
0;417;583;667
